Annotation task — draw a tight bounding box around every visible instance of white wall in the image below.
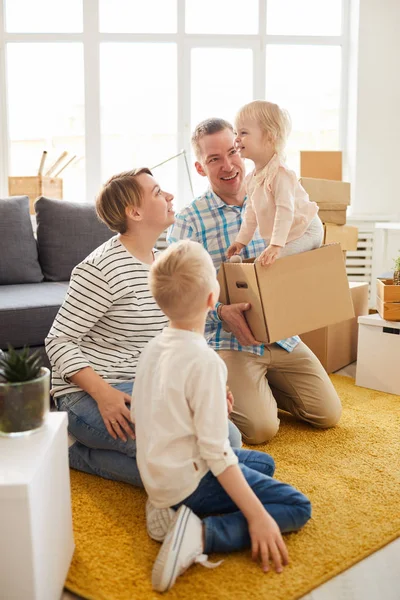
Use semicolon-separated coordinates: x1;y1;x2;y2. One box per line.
348;0;400;220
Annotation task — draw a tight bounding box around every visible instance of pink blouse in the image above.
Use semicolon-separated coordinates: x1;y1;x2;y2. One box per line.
236;154;319;248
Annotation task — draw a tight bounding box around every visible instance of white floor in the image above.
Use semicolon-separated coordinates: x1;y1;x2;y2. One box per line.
61;363;400;600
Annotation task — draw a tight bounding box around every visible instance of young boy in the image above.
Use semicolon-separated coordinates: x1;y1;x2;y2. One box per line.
131;240;311;593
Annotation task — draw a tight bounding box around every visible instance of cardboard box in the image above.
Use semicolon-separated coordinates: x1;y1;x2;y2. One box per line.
300;282;369;373
324;224;358;251
300;151;342;181
376;278;400;321
8;176;63;215
300;177;350;225
356;313;400;395
218;244;354;344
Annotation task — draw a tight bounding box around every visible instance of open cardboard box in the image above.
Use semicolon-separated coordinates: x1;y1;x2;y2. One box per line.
218;244;355;344
300;282;369;373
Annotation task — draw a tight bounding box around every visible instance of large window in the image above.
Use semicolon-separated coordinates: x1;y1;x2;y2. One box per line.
0;0;348;209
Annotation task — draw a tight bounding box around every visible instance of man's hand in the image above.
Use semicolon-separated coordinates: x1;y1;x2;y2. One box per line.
93;386;135;442
220;303;262;347
248;511;289;573
227;242;245;259
258;244;281;266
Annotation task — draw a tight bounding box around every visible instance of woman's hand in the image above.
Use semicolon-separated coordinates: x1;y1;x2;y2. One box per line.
257;244;281;266
226;242;245;259
248;510;289;573
93;386;135;442
226;386;234;415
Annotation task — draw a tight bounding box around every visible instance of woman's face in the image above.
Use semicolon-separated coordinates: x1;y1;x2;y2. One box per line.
135;173;175;231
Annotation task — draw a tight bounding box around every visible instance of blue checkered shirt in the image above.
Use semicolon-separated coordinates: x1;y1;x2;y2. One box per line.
167;188;300;355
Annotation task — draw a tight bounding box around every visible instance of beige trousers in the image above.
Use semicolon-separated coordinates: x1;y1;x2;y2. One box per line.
217;341;342;445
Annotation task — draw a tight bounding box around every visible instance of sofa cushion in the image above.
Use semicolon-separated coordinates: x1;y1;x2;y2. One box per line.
0;196;44;284
0;282;69;349
35;196;114;281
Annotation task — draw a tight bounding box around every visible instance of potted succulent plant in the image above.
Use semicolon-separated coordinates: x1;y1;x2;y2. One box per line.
393;255;400;285
0;346;50;437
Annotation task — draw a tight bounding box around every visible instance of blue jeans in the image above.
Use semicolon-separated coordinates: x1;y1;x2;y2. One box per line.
173;448;312;554
57;382;243;487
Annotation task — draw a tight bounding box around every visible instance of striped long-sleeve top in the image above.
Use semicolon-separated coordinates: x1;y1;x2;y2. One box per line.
45;236;169;399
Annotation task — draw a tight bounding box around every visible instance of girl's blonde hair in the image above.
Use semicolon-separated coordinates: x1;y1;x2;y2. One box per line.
96;167;152;234
235;100;292;159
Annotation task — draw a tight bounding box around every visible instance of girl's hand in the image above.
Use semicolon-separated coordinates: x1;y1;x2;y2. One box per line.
258;245;281;266
94;386;135;442
248;511;289;573
227;242;245;259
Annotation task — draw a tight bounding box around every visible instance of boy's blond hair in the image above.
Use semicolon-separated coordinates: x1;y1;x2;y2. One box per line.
149;240;217;321
96;167;152;234
235;100;291;159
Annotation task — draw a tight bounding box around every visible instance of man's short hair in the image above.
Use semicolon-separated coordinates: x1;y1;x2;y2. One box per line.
149;240;217;322
191;118;234;161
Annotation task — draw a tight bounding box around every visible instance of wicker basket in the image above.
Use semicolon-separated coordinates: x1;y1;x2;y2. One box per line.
8;176;63;215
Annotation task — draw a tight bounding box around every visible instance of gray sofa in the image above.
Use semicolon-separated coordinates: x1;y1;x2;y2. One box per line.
0;195;114;368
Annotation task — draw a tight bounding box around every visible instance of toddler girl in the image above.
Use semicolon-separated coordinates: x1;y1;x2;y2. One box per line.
227;100;323;266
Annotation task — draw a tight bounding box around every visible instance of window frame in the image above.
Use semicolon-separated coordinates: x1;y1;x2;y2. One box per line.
0;0;349;206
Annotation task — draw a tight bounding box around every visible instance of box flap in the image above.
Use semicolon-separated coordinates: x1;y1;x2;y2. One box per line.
300;178;351;206
217;264;229;305
255;244;355;343
224;263;269;342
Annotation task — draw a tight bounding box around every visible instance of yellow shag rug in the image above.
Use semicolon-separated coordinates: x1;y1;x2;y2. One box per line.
65;375;400;600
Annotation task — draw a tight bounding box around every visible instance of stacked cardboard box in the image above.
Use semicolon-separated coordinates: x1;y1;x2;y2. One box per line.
298;151;364;370
299;150;358;261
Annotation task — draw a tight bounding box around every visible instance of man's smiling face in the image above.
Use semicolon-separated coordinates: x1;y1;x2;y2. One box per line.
195;128;246;202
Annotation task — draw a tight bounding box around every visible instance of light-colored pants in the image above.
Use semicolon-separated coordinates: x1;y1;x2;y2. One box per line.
279;215;324;258
217;341;342;445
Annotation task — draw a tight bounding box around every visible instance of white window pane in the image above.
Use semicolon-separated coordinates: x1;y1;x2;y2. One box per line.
7;43;85;201
267;0;342;36
100;44;178;202
186;0;258;34
5;0;82;33
191;47;253;195
266;45;341;173
99;0;177;33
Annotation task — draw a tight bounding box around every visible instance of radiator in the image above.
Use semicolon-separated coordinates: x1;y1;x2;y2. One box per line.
345;222;375;307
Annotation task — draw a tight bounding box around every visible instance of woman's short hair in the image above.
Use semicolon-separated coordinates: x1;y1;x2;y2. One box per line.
96;167;152;234
235;100;291;159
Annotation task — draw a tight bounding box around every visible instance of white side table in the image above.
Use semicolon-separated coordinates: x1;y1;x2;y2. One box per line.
0;412;74;600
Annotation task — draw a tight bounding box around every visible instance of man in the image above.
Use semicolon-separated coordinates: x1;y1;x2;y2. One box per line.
168;118;342;444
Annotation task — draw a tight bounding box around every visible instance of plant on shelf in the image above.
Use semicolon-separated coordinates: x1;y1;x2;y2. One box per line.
394;254;400;286
0;345;50;436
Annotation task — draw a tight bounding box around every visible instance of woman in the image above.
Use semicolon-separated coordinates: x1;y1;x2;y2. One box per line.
46;168;242;489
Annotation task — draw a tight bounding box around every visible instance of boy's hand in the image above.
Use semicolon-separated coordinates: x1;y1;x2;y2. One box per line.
226;386;234;415
248;511;289;573
227;242;245;259
258;245;281;266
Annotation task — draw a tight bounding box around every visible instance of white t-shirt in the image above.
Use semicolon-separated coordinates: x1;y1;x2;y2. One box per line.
131;327;238;509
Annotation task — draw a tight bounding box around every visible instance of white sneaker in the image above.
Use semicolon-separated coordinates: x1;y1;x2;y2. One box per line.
146;498;175;542
152;505;222;592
